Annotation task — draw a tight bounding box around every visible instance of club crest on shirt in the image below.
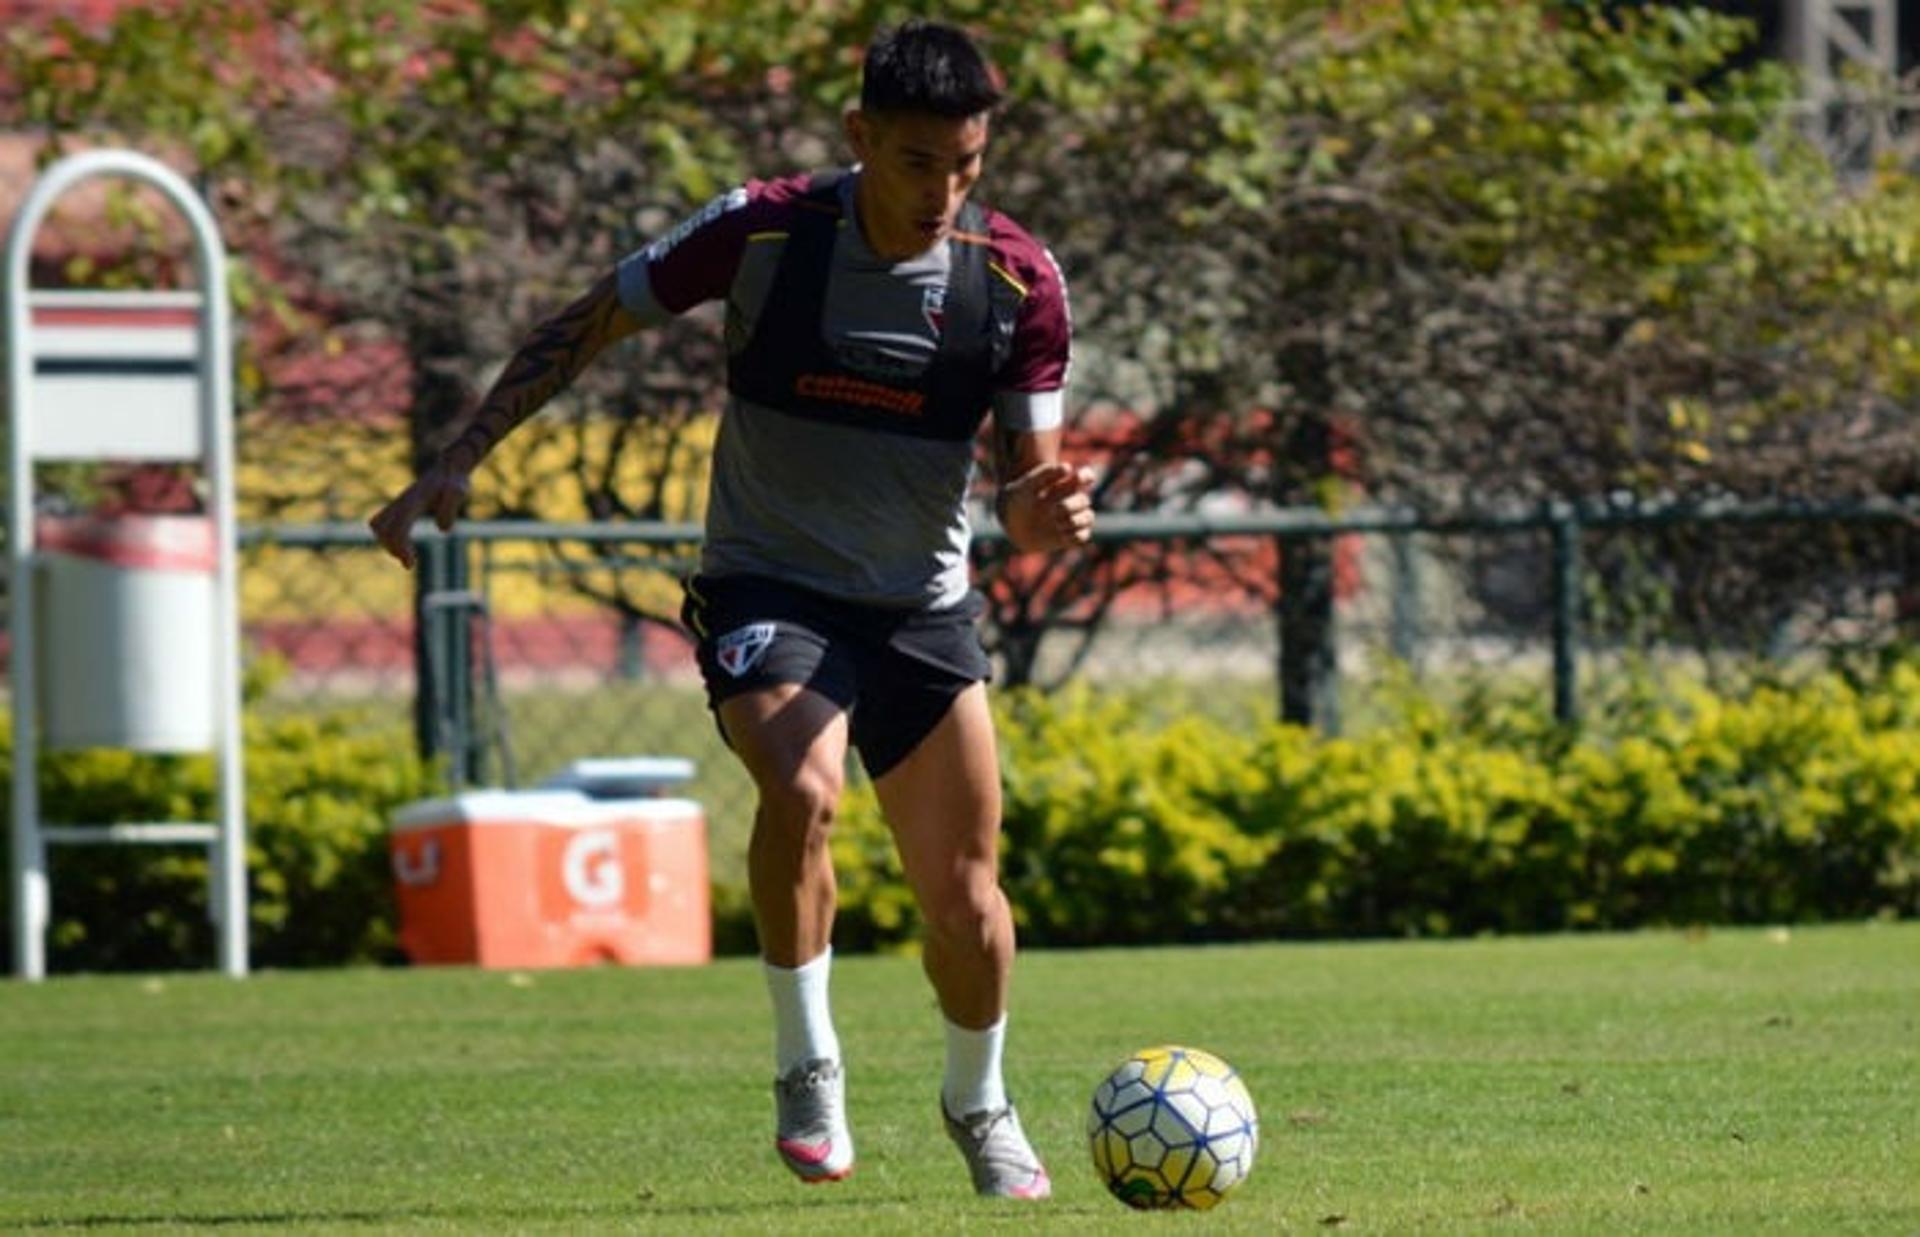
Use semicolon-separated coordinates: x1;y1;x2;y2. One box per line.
922;285;946;338
716;622;777;678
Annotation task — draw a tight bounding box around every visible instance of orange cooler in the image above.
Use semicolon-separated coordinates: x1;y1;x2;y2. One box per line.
389;791;710;968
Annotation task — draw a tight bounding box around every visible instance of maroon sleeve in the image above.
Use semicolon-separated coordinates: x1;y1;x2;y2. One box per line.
630;175;812;315
988;213;1073;394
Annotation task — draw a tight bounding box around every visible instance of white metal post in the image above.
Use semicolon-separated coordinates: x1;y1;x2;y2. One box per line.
4;149;246;980
4;151;49;980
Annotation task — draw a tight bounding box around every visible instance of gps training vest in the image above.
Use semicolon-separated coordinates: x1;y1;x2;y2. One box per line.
726;171;1001;443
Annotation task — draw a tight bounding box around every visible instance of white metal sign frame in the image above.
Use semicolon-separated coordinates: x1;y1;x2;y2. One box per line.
5;149;246;980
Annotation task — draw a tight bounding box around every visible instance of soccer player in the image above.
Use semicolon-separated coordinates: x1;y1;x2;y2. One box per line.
369;19;1088;1199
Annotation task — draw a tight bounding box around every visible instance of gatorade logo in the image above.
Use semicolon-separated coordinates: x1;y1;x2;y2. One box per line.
562;830;625;909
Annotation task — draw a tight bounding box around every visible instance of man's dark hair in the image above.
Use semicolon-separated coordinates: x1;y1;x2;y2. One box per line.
860;19;1002;118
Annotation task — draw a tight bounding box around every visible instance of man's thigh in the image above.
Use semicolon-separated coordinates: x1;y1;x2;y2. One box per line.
717;682;851;794
869;682;1003;876
850;598;991;779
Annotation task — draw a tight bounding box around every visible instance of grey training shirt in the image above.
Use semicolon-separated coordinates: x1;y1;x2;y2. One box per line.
616;170;1072;610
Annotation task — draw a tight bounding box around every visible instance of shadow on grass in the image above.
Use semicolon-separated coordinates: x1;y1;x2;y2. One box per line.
11;1191;924;1229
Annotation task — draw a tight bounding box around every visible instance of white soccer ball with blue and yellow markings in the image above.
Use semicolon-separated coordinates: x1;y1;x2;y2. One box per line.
1088;1044;1259;1210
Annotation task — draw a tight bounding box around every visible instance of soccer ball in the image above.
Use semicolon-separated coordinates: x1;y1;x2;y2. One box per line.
1088;1045;1259;1210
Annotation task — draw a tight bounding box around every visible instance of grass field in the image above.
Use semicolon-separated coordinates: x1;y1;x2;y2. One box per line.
3;924;1915;1233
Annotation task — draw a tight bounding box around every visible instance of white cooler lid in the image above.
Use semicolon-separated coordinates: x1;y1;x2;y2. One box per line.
392;789;702;832
539;756;697;797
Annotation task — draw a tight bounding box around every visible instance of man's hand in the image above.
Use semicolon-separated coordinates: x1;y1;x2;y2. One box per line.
368;459;471;570
997;461;1096;553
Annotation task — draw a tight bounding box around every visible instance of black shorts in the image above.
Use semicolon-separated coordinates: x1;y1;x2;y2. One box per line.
680;573;993;779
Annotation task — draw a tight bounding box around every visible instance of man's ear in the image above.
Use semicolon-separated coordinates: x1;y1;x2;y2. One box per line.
844;107;874;162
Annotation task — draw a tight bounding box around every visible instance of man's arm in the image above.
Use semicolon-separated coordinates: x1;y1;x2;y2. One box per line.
369;272;640;568
992;421;1095;554
443;272;641;472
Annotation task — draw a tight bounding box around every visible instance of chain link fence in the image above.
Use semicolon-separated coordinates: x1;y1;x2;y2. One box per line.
3;497;1916;914
77;503;1882;893
2;496;1917;895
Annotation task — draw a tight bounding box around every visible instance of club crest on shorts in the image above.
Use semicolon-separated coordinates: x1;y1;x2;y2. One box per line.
716;622;777;678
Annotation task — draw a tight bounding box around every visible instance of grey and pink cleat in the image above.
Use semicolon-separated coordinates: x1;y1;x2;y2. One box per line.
774;1058;854;1183
942;1101;1052;1199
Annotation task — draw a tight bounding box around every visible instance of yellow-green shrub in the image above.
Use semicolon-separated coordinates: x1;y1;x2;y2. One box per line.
14;660;1916;967
828;665;1920;952
1;709;440;972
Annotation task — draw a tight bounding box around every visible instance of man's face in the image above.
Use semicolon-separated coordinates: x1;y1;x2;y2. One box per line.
845;108;989;258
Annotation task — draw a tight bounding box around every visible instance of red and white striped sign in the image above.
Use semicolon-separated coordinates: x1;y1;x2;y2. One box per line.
23;291;205;461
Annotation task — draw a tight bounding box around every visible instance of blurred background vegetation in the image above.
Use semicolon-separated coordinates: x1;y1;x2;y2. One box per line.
3;2;1918;966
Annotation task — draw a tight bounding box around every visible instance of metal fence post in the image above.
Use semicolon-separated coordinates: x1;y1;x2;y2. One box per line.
412;533;442;765
1550;503;1582;727
408;537;435;768
618;611;645;681
1389;530;1422;671
1278;530;1341;734
444;530;477;785
414;530;477;784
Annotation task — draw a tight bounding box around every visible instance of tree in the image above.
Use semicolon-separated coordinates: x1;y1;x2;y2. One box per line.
9;1;1918;699
974;2;1920;690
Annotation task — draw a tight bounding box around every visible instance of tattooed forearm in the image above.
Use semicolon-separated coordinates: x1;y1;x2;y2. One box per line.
443;275;631;472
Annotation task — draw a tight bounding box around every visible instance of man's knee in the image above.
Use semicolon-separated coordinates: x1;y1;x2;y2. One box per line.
756;758;845;844
919;868;1006;948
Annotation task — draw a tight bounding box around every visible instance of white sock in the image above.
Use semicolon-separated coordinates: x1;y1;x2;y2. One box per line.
942;1013;1009;1116
764;948;841;1075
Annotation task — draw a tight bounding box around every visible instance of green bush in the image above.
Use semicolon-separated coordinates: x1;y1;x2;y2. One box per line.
1;707;440;972
829;690;1275;952
1565;669;1920;928
829;665;1920;952
16;662;1917;968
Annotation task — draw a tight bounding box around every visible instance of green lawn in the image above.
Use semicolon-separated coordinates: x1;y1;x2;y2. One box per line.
3;924;1914;1233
